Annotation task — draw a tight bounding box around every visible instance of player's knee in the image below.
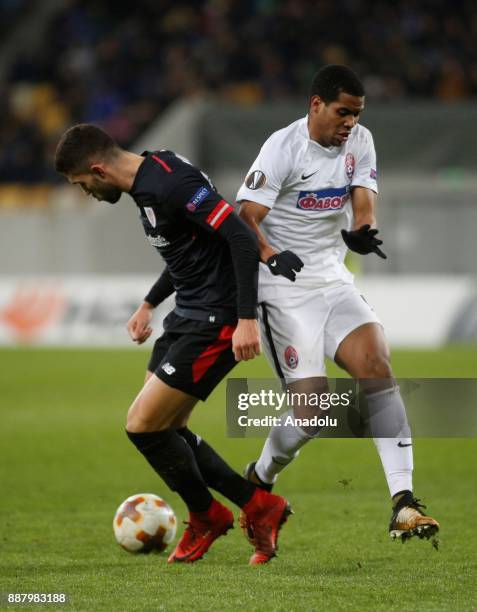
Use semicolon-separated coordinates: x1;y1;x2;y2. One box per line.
126;416;170;433
126;406;169;433
125;417;147;433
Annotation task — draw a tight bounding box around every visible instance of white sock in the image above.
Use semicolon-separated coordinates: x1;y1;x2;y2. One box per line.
255;408;313;484
367;386;413;497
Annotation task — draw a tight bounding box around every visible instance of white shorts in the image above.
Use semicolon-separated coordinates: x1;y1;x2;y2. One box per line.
259;283;381;379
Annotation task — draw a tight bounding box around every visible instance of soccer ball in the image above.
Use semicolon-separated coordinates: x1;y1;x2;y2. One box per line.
113;493;177;553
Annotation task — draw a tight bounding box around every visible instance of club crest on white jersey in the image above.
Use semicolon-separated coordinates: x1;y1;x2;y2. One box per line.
345;153;355;180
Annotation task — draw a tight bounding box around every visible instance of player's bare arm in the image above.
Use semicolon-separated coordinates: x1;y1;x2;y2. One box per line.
239;200;304;282
238;200;275;261
341;186;387;259
351;186;377;228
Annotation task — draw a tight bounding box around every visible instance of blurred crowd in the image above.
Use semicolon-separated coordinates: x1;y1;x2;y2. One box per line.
1;0;476;184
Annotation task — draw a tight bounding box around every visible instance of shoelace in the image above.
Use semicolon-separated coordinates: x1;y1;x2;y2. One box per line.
409;497;427;512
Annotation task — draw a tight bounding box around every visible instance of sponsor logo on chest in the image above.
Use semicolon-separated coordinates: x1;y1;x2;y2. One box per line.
296;186;350;211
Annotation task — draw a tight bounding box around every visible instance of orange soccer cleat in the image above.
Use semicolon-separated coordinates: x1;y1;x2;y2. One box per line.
389;491;439;542
167;499;234;563
240;488;292;565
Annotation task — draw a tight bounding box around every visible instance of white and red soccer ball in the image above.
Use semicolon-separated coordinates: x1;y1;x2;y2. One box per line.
113;493;177;553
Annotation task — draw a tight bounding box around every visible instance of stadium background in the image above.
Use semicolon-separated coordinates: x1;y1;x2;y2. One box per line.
1;1;476;610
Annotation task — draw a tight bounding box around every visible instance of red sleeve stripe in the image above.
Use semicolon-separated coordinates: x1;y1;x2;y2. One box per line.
152;154;172;173
206;200;234;229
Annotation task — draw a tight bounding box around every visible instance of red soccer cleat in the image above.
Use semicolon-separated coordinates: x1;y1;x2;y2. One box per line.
167;499;234;563
241;488;292;565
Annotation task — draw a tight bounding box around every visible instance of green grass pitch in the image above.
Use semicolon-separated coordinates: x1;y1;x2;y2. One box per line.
1;346;476;611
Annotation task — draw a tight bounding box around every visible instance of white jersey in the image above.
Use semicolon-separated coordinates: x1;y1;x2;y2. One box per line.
236;116;378;298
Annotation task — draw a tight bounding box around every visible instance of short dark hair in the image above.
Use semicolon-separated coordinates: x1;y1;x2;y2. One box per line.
310;65;365;103
54;124;121;175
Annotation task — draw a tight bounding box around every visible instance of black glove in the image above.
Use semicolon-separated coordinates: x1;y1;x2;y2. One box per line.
341;224;387;259
266;250;304;282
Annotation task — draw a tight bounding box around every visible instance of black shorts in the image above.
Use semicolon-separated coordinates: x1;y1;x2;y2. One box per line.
148;312;238;401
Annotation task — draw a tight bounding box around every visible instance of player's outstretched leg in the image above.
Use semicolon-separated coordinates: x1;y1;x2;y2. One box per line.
336;322;440;543
251;408;312;486
368;388;440;541
241;379;326;491
126;378;235;563
239;388;323;552
389;490;439;542
178;427;292;564
127;428;234;563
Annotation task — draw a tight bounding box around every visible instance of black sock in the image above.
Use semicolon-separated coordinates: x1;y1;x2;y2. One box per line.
126;429;213;513
178;427;255;508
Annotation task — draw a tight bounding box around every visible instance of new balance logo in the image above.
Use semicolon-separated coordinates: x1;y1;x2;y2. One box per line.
397;442;412;447
162;362;176;375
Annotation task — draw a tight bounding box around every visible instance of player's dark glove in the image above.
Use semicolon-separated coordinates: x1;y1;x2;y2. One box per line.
341;224;387;259
266;250;304;282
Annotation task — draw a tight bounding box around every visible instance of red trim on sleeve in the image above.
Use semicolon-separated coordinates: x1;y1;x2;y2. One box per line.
206;199;234;230
152;154;172;173
192;325;236;383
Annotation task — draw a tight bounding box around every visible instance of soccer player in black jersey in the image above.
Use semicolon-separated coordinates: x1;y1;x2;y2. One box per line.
54;124;291;565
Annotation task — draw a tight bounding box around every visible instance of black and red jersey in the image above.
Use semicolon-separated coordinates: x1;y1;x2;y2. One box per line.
129;150;258;323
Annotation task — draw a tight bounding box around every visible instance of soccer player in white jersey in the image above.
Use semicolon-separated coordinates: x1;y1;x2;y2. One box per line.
237;65;439;542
